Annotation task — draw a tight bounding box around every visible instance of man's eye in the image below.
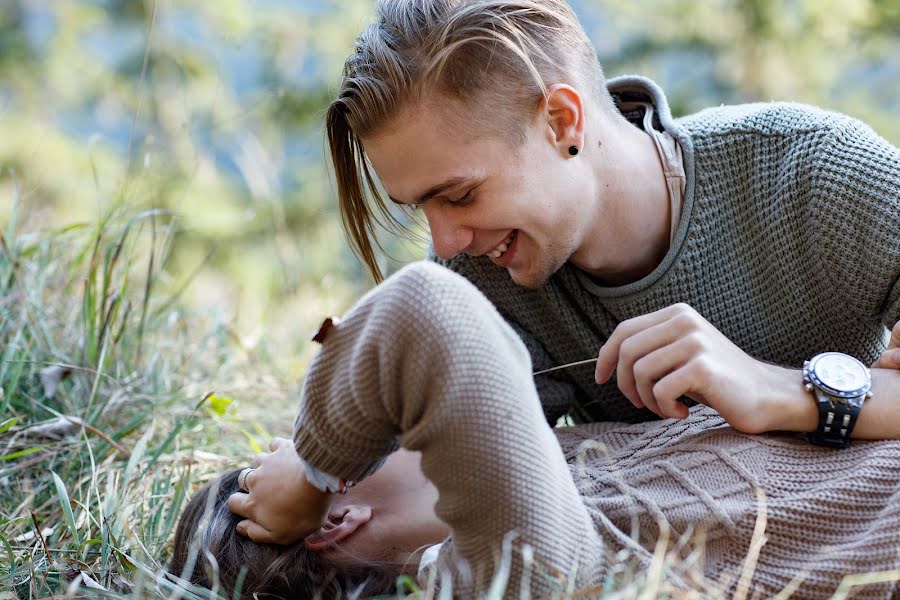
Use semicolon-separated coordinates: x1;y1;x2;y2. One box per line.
449;191;474;206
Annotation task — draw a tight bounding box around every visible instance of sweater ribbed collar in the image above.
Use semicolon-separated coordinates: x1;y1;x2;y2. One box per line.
574;75;696;299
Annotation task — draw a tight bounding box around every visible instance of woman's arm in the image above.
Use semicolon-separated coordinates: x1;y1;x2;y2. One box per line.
293;261;604;597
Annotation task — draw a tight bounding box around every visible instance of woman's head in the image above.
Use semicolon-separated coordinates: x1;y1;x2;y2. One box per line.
170;449;450;598
168;469;394;599
328;0;615;283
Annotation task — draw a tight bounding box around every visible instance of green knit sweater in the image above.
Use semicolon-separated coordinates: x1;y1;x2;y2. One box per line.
435;75;900;424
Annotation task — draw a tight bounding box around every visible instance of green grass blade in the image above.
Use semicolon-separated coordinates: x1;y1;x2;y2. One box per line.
0;446;45;461
51;471;81;547
0;529;14;577
123;426;152;487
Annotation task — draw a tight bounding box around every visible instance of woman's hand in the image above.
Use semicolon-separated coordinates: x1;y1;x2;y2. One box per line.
226;437;333;545
872;321;900;369
595;303;781;434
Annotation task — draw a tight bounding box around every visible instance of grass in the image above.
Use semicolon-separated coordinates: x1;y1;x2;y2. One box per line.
0;192;730;600
0;194;294;599
2;195;899;600
1;185;898;600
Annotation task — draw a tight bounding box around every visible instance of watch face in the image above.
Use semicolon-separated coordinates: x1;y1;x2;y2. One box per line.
813;353;869;393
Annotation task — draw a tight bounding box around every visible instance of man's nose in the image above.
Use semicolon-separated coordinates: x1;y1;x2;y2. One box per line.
424;209;474;260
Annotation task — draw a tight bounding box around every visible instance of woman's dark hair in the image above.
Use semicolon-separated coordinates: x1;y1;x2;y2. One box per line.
168;470;396;599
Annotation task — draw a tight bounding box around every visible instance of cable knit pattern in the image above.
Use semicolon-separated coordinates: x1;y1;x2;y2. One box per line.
557;418;900;598
294;262;900;598
435;75;900;425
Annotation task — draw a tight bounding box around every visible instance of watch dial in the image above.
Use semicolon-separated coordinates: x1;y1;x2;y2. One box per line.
815;354;868;392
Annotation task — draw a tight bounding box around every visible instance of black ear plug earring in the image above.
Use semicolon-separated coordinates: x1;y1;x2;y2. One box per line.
568;146;579;156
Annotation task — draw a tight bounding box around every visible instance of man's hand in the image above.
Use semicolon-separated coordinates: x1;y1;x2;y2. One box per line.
595;303;781;434
872;321;900;369
226;437;333;545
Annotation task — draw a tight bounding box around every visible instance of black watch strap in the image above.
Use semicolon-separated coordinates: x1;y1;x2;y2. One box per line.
807;390;863;449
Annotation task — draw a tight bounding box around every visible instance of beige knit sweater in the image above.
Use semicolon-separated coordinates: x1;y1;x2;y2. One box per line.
294;262;900;599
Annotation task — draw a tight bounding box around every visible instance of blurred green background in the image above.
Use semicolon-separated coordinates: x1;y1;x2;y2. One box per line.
2;0;898;372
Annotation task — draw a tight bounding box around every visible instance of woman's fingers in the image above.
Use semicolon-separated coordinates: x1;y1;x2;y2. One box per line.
235;518;275;544
227;494;281;543
269;437;293;452
227;492;251;518
249;439;292;469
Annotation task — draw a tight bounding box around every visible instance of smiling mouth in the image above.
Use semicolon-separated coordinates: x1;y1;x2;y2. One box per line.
488;231;517;259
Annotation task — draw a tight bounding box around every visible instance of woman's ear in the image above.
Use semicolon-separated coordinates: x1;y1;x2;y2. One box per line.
303;505;372;551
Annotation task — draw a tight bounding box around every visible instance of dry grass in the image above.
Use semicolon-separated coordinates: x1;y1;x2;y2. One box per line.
3;199;899;599
0;198;293;598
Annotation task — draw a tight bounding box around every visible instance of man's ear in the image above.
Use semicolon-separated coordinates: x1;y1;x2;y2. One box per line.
303;505;372;551
542;83;585;152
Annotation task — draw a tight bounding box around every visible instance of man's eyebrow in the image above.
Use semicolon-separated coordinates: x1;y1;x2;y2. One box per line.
388;176;474;206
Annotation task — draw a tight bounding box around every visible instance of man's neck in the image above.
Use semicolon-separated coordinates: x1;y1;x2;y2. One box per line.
571;113;672;286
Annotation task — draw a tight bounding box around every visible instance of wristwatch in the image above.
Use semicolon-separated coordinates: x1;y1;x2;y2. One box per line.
803;352;873;448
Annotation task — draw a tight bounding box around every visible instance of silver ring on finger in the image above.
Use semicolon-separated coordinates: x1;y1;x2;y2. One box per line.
238;467;255;493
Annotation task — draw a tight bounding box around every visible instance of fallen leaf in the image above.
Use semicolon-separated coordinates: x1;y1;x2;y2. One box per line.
21;416;82;440
78;571;106;590
13;526;54;542
207;394;233;416
39;365;72;399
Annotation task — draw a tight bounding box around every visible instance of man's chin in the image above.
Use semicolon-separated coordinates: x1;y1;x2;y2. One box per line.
507;264;553;289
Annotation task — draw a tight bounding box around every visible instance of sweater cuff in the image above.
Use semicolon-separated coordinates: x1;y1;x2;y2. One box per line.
294;421;392;484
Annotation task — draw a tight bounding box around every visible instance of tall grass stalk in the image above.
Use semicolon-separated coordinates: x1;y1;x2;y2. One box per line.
0;196;285;599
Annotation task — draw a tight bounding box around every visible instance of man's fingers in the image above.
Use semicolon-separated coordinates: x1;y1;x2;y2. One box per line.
596;307;680;384
236;519;275;544
251;453;267;468
632;336;697;418
873;348;900;369
611;319;690;408
889;321;900;350
652;365;696;419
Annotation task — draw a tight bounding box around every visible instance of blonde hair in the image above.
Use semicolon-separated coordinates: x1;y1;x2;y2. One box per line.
327;0;612;282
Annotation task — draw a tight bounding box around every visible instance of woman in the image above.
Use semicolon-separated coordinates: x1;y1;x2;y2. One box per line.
171;262;900;600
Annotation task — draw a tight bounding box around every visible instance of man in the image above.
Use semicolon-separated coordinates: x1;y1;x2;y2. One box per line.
327;0;900;443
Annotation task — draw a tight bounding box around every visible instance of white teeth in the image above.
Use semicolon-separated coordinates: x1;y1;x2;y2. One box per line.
489;232;516;259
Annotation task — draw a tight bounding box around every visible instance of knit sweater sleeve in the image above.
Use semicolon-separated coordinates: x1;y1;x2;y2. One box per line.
293;262;604;597
807;116;900;331
429;249;578;424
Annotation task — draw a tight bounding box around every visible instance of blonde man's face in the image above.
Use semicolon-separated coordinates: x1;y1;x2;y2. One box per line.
363;96;596;288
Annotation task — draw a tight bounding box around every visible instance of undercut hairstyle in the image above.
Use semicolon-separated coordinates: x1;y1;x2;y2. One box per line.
327;0;613;282
168;470;394;600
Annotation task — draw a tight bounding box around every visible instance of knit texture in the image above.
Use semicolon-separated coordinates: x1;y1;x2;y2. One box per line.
435;75;900;425
294;262;605;597
294;262;900;598
557;416;900;598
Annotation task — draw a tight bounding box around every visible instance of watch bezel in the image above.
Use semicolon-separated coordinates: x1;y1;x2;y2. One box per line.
803;352;872;400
